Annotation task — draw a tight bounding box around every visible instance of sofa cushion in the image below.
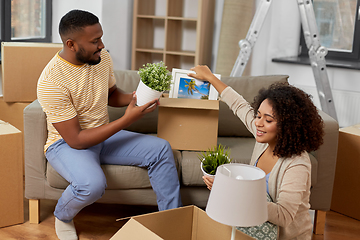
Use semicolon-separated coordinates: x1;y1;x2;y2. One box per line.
219;75;288;137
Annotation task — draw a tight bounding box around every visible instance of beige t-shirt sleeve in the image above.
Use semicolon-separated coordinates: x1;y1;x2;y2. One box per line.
37;79;77;123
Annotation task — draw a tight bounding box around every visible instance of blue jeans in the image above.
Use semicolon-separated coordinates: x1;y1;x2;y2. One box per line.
46;130;182;222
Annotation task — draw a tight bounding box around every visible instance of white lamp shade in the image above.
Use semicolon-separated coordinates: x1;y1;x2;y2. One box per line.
206;163;268;227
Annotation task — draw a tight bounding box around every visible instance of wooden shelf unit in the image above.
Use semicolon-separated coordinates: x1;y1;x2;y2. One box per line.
131;0;215;70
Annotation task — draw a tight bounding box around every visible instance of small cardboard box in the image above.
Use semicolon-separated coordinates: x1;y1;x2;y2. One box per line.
1;42;62;102
157;98;219;151
111;205;254;240
331;123;360;220
0;120;24;228
0;97;30;132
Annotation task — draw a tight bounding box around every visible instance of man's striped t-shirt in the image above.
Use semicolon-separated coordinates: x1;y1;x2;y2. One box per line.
37;49;116;152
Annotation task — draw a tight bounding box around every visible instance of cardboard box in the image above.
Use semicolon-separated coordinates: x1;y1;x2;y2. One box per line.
1;42;62;102
0;97;30;132
0;120;24;228
111;205;254;240
331;123;360;220
157;98;219;151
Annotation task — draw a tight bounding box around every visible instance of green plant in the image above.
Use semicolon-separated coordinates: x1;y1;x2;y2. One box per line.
138;61;172;92
199;144;232;175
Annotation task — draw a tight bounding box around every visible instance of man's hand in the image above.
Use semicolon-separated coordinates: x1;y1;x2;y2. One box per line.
122;93;159;128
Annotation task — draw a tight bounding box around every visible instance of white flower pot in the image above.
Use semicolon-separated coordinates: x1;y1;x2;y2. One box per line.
135;80;164;106
200;161;215;179
200;154;231;179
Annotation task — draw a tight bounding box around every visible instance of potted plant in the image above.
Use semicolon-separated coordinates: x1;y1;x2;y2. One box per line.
135;61;172;106
199;144;232;178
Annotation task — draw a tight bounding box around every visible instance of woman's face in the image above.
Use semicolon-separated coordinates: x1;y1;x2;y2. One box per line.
254;99;278;146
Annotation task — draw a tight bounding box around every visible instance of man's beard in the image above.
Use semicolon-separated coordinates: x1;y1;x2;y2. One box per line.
76;48;101;65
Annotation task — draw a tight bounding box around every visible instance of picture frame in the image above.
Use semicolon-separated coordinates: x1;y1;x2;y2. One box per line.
169;68;221;100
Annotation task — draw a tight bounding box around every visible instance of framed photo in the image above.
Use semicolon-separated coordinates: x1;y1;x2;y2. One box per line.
169;68;221;100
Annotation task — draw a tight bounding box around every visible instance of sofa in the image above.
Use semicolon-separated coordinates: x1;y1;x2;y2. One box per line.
24;70;339;234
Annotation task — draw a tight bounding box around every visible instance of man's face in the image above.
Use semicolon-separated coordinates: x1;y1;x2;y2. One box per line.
73;23;104;65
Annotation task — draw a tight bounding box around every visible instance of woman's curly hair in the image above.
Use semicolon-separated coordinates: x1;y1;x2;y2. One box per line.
251;82;324;158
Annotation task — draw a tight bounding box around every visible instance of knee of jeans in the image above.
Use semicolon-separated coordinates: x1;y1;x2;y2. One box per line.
157;138;172;153
73;176;107;201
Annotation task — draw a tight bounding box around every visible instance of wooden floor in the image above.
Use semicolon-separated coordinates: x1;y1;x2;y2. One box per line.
0;199;360;239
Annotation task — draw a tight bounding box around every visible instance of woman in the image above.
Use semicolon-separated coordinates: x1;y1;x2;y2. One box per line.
188;65;324;239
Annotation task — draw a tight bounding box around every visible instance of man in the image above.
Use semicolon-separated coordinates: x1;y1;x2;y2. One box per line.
37;9;182;240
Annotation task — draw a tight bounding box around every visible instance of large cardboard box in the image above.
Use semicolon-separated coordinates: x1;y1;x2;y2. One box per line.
111;205;254;240
331;123;360;220
0;97;30;132
157;98;219;151
1;42;62;102
0;120;24;228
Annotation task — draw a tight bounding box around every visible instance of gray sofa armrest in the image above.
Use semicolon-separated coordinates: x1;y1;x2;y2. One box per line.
309;109;339;211
24;99;48;199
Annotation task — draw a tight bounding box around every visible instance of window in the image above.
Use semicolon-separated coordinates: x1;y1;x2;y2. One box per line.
299;0;360;61
0;0;52;43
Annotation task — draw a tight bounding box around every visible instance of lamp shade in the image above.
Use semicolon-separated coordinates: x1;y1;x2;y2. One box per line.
206;163;268;227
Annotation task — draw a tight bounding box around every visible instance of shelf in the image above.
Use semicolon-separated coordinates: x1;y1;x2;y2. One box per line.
135;48;164;54
165;50;195;57
132;0;215;70
137;15;197;22
167;16;197;21
137;15;167;19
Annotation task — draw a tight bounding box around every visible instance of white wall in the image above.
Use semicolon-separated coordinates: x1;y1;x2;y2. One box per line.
52;0;103;43
52;0;133;70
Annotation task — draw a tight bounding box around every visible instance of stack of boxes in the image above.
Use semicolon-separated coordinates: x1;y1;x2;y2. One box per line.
0;42;62;227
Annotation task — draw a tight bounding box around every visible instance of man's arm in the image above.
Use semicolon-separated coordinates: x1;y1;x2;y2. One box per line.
108;84;133;107
52;94;158;149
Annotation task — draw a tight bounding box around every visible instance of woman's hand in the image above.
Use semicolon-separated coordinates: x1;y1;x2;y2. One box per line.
188;65;228;94
203;175;215;191
188;65;214;81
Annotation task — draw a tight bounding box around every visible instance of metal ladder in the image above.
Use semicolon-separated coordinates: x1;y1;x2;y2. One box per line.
230;0;338;121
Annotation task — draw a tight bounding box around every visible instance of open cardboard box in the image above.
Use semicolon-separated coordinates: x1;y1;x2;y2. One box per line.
111;205;254;240
157;97;219;151
331;123;360;220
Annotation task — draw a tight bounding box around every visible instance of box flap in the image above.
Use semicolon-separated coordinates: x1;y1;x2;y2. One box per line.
340;124;360;136
192;207;255;240
112;205;255;240
0;120;21;135
110;218;163;240
159;98;219;110
131;205;194;240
